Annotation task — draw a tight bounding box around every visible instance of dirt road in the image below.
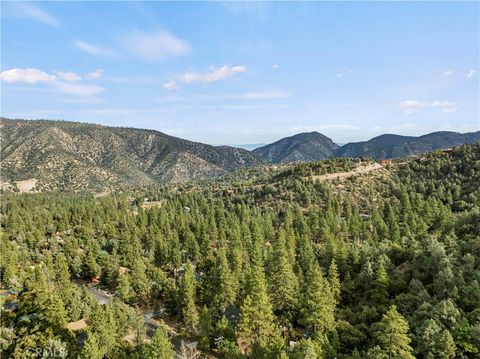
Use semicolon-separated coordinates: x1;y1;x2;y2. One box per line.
310;162;383;182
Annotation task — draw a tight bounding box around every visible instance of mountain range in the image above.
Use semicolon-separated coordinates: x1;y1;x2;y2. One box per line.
0;118;261;192
1;118;479;191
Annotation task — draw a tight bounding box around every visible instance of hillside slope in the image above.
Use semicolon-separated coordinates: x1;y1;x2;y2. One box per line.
253;131;339;163
335;131;480;159
0;118;263;191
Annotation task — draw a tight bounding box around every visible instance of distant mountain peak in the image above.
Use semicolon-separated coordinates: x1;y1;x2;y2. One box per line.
253;131;339;163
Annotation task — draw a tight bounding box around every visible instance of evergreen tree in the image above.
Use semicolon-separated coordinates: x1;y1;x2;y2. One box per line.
144;321;174;359
417;319;456;359
369;305;415;359
300;263;336;335
328;259;341;305
211;247;236;311
267;229;299;319
237;265;285;357
179;262;199;333
81;332;103;359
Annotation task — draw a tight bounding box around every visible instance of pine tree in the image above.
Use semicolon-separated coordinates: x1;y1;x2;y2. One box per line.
237;265;285;357
198;306;213;352
418;319;456;359
179;261;199;333
267;229;299;319
145;321;174;359
328;259;341;305
116;272;132;303
130;258;151;304
81;332;103;359
211;247;236;311
371;263;389;305
300;263;335;335
370;305;415;359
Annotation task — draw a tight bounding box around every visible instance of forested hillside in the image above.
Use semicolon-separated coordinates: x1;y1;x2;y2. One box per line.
1;144;479;358
0;118;262;191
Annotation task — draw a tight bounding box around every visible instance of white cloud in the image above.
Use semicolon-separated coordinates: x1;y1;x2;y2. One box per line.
86;69;104;79
432;101;457;113
56;71;81;82
400;100;427;114
1;68;56;84
180;65;247;84
74;40;117;57
235;90;289;100
400;99;458;114
11;3;60;27
120;30;191;61
467;69;477;78
334;73;344;78
443;69;454;76
196;90;291;100
272;64;279;69
52;82;105;97
163;81;180;90
1;67;105;97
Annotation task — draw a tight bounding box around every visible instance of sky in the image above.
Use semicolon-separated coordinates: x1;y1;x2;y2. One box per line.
1;1;479;146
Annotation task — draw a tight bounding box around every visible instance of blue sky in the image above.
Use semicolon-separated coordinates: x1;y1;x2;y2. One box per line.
1;1;479;145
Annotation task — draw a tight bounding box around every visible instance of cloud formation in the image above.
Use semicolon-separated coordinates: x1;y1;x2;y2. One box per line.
74;40;118;57
163;81;180;90
1;67;105;97
120;30;191;61
164;65;247;90
400;100;457;114
1;68;56;84
11;3;60;27
400;100;426;114
52;82;105;96
56;71;82;82
443;69;454;76
431;101;457;113
86;69;104;79
181;65;246;83
467;69;477;78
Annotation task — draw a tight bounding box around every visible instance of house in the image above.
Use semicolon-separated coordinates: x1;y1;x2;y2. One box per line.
380;159;392;166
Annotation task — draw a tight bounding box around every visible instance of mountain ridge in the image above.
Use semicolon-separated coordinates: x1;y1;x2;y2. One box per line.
0;118;263;192
335;130;480;159
2;118;479;192
253;131;339;163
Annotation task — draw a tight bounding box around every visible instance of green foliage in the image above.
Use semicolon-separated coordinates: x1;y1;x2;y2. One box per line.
1;144;479;357
144;322;174;359
369;305;415;359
